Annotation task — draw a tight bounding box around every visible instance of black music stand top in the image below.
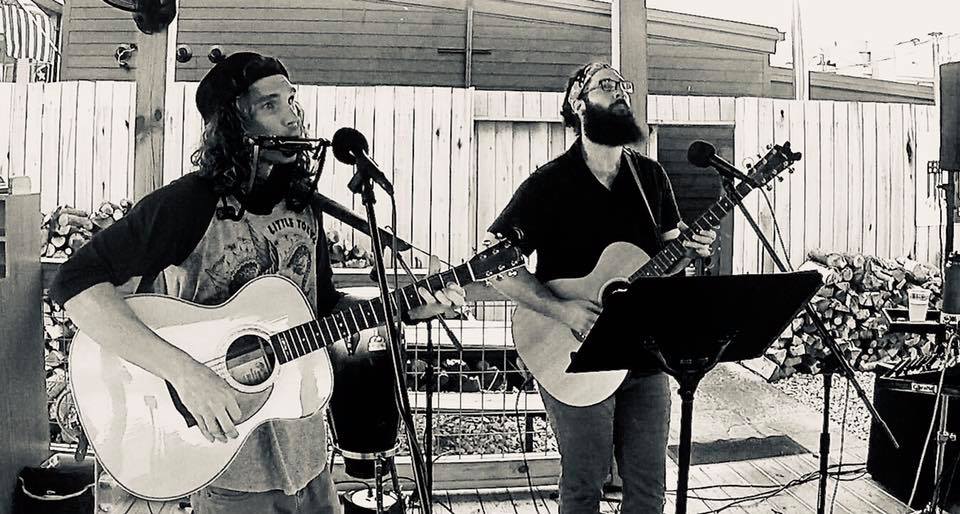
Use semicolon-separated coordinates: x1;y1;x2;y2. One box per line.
568;270;824;375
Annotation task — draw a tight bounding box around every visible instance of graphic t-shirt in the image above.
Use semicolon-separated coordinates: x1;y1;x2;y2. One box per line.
51;173;341;494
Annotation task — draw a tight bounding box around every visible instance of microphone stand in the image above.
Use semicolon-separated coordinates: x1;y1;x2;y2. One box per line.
348;160;433;514
718;176;899;514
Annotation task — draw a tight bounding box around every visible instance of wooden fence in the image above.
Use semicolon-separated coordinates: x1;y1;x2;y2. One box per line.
0;81;942;270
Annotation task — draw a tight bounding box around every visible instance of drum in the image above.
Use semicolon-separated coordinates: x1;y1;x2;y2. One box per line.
327;327;401;479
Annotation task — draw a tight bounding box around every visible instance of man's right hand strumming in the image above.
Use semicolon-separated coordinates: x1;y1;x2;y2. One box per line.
554;298;601;337
168;361;242;444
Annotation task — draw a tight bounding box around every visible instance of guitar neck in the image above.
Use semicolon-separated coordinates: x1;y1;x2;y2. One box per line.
629;180;754;281
271;264;475;364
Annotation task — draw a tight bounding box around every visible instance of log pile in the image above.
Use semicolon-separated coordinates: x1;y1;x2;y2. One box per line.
756;250;942;381
42;295;81;443
40;200;133;259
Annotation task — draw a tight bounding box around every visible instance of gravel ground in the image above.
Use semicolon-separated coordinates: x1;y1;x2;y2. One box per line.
768;370;877;442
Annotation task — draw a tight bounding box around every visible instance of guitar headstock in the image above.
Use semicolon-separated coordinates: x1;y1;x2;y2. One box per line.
748;142;802;189
469;236;526;283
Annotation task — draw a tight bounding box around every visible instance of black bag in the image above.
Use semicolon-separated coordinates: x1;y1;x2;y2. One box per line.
11;461;95;514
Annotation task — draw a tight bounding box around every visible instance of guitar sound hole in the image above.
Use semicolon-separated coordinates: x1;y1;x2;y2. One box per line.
225;335;276;386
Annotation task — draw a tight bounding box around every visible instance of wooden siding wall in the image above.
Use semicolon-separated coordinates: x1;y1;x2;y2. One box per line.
61;0;770;97
2;83;943;272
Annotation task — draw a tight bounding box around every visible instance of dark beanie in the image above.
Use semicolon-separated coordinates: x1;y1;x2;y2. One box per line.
195;51;289;123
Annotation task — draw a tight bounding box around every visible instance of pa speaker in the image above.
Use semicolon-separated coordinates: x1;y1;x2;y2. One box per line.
942;62;960;171
868;374;960;509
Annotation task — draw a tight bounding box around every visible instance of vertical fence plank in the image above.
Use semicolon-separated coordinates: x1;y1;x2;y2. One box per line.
314;85;337;240
475;121;497;253
861;103;879;256
40;82;61;213
846;102;864;254
818;101;835;252
0;83;12;182
787;101;806;266
373;85;396;260
24;84;43;193
802;101;821;257
875;104;892;257
449;88;473;264
392;87;415;265
8;83;27;184
92;81;114;207
163;81;185;185
901;103;917;258
771;99;792;268
179;82;202;181
116;83;136;202
431;87;453;266
831;102;849;250
58;82;78;207
411;87;434;266
889;104;906;258
333;86;359;246
733;97;760;274
73;82;96;212
756;97;776;273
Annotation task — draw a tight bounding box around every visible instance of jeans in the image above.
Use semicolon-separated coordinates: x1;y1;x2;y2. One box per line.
540;372;672;514
189;467;341;514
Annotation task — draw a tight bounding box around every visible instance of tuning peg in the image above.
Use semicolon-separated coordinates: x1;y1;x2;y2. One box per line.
777;176;785;182
766;144;773;150
766;184;774;191
507;270;519;278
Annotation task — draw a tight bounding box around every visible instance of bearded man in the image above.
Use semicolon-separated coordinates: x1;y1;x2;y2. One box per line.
485;63;717;513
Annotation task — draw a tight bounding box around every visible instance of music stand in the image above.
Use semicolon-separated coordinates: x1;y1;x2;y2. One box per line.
568;271;823;514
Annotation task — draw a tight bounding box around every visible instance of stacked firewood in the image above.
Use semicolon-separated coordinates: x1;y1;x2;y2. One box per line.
42;295;82;443
41;200;133;259
756;251;942;381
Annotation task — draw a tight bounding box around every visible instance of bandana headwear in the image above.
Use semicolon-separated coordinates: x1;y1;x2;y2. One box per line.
565;62;623;108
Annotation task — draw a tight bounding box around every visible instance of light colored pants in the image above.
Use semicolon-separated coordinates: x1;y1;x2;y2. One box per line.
541;373;672;514
189;468;341;514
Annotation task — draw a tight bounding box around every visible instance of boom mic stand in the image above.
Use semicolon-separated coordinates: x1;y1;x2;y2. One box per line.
718;175;899;514
347;157;433;514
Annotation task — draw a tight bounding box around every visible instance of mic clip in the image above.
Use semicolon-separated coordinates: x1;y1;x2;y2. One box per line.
243;135;332;151
714;164;761;188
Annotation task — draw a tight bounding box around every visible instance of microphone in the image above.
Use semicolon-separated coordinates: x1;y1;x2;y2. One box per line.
687;140;761;187
244;135;331;152
331;127;395;195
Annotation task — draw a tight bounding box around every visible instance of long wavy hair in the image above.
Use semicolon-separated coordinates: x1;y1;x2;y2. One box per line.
190;98;316;211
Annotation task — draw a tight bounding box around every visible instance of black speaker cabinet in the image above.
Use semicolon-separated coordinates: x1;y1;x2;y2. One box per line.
868;374;960;509
942;62;960;172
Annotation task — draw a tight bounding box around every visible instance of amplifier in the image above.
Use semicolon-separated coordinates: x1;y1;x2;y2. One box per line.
868;373;960;509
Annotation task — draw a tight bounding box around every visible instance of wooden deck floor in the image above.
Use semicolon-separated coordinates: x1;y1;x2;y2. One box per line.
105;450;909;514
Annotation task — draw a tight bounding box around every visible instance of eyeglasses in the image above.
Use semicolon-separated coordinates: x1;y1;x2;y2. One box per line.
579;78;635;97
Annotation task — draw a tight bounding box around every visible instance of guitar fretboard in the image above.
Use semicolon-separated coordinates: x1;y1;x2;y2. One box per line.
269;264;473;364
629;179;752;280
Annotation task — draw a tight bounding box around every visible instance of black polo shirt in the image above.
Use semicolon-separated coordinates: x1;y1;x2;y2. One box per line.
489;138;682;283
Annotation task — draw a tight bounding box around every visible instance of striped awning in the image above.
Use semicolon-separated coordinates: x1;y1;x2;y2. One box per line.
0;0;57;63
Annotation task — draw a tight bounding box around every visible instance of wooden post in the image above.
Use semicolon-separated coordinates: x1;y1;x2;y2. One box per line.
132;5;178;201
614;0;649;154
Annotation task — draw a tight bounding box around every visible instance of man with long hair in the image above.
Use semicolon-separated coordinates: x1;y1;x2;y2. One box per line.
50;52;464;514
487;62;717;513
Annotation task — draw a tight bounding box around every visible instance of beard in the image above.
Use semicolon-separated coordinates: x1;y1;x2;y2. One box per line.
581;99;644;147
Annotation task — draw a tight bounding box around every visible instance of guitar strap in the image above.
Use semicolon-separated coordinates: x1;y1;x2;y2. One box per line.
624;150;661;240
